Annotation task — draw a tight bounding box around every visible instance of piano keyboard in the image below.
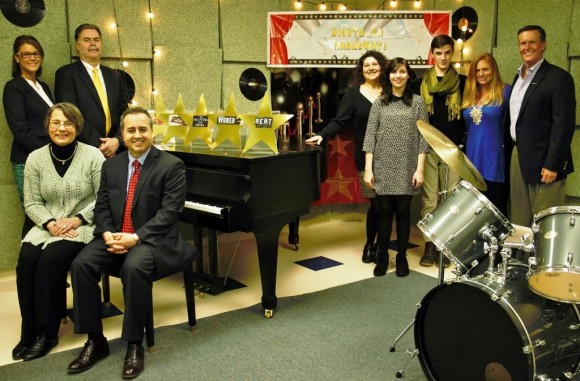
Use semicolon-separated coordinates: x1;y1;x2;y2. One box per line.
184;200;224;216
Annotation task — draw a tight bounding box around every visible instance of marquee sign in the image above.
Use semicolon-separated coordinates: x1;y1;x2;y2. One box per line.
268;11;451;68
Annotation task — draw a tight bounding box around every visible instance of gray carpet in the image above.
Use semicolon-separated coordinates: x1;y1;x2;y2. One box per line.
0;271;435;381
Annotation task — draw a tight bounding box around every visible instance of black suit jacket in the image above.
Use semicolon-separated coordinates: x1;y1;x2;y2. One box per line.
2;76;53;163
504;60;576;184
93;146;195;276
54;60;128;148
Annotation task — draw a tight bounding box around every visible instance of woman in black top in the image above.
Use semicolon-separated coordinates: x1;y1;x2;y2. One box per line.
306;50;388;263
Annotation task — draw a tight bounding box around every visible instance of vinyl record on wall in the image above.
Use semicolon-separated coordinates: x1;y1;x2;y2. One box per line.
239;68;267;101
451;6;478;41
1;0;46;28
117;69;136;102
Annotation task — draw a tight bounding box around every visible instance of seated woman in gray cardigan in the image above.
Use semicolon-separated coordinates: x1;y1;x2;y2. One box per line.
13;102;105;362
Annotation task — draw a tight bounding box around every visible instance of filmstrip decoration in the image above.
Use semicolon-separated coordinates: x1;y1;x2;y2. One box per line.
153;92;292;154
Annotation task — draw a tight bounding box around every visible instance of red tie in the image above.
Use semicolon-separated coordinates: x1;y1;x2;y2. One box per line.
121;160;141;233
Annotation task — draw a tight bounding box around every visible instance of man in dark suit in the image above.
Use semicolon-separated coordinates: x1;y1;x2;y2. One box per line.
67;107;197;379
505;25;576;226
55;24;128;159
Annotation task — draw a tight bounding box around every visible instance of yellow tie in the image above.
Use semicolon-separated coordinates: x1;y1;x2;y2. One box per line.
92;68;112;135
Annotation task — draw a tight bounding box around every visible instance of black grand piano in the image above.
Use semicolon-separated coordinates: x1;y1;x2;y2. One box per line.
166;139;323;318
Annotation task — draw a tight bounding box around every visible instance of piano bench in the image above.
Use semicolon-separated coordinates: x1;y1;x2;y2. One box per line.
101;255;197;352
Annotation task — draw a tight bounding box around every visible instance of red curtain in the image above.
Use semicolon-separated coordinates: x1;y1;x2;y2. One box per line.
269;14;295;65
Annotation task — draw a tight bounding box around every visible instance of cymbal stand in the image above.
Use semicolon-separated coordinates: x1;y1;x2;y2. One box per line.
389;162;451;378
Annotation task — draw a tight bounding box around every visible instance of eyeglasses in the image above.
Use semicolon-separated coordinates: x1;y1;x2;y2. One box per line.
49;120;76;129
16;51;42;59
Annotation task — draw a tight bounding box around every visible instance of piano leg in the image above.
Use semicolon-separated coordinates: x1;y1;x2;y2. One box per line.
253;222;285;319
287;217;300;251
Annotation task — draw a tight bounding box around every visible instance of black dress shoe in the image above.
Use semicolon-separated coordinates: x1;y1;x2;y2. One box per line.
373;261;388;277
362;243;374;263
12;340;32;361
123;343;145;379
22;335;58;361
68;338;110;374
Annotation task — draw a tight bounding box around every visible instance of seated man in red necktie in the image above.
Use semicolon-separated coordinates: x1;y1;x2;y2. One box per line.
68;107;197;379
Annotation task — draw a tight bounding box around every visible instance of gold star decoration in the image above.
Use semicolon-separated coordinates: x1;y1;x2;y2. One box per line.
209;92;241;150
239;93;292;154
152;94;169;139
162;94;190;145
184;94;213;147
325;168;354;200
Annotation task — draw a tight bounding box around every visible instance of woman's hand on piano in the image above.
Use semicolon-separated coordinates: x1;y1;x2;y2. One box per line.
305;135;323;145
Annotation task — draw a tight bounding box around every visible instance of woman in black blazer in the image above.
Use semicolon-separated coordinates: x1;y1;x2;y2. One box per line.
3;35;54;235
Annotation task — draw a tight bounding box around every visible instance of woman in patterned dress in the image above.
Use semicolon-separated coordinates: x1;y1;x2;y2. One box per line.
12;103;104;361
363;58;429;277
461;53;511;217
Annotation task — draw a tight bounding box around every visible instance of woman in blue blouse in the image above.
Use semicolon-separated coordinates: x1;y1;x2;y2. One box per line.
461;53;511;216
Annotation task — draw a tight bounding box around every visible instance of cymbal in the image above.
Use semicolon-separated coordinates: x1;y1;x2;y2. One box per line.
417;120;487;191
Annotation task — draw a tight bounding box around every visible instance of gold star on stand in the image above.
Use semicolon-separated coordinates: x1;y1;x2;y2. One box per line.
184;94;212;147
239;93;292;154
152;94;169;139
209;92;241;150
162;94;190;145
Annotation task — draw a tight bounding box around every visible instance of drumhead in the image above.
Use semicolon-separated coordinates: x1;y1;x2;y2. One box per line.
415;271;580;381
415;281;530;381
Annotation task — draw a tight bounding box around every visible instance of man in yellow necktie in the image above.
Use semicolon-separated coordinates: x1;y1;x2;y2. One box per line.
55;24;129;159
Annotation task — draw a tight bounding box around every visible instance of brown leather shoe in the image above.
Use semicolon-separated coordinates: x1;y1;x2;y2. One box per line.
68;339;110;374
419;242;436;267
122;343;144;379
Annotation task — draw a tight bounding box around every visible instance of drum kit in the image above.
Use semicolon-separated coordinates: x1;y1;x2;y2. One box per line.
390;121;580;381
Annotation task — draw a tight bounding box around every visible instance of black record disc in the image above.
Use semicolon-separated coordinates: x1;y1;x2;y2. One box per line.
452;6;478;42
239;68;267;101
116;69;136;102
1;0;46;28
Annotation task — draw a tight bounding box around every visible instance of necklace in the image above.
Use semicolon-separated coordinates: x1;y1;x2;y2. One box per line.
469;96;490;126
50;143;78;166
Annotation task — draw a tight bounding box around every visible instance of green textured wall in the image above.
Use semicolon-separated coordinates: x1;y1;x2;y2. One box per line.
0;0;578;269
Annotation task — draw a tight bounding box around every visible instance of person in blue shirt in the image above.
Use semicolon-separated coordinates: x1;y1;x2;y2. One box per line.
461;53;510;216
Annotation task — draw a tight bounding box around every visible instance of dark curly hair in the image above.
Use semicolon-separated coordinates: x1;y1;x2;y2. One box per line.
380;57;414;106
352;50;388;85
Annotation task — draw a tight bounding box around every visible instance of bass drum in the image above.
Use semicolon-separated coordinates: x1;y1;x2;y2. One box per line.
415;265;580;381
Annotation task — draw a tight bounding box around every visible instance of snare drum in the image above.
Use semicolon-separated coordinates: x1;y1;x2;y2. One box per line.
418;180;514;274
528;206;580;303
415;264;580;381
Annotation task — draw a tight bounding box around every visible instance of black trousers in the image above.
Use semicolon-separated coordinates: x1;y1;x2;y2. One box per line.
16;240;85;342
71;238;155;343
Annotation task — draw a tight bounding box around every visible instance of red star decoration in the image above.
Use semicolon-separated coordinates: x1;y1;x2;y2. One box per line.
327;134;351;158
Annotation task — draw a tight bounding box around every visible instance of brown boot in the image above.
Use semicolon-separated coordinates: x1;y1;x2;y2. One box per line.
419;242;436;267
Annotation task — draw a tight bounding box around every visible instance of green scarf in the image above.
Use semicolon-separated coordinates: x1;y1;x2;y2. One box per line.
420;67;461;121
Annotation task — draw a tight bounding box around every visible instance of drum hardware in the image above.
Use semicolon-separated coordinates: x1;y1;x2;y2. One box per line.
523;339;547;354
